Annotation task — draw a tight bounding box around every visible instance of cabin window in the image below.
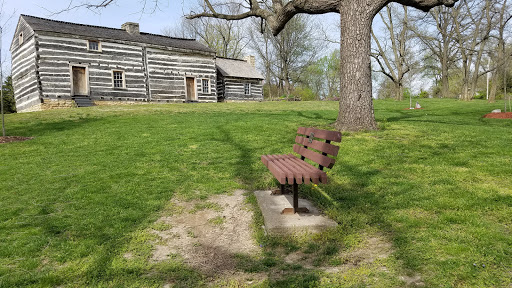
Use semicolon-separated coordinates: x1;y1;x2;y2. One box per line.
202;79;210;94
112;70;125;88
19;33;24;45
244;83;251;95
88;40;100;51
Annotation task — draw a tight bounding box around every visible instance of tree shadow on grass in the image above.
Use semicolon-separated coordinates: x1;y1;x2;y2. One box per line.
7;116;102;137
214;126;262;189
296;111;333;121
382;110;427;123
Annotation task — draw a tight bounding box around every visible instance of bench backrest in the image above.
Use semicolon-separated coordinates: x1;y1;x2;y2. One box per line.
293;127;342;170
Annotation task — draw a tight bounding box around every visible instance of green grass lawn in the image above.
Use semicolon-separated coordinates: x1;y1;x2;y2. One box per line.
0;99;511;287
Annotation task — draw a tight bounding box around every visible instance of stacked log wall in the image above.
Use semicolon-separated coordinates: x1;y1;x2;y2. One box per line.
146;48;217;103
223;77;263;101
11;18;41;112
216;72;225;101
11;36;40;112
12;21;220;110
36;33;147;102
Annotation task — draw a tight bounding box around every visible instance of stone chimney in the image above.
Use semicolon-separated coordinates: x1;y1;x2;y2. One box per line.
121;22;140;35
244;55;256;68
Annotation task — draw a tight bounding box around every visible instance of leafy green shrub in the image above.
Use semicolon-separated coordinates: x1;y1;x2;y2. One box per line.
432;85;442;98
474;91;486;99
417;90;430;98
291;87;317;101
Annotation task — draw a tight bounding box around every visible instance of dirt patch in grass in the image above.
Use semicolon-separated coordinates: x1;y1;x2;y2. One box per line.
483;112;512;119
0;136;33;144
150;190;263;282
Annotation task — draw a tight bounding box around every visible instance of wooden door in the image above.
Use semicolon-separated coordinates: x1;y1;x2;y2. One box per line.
72;67;87;95
186;77;196;101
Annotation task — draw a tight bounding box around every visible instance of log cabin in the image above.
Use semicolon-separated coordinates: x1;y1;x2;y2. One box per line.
216;56;264;102
10;15;220;112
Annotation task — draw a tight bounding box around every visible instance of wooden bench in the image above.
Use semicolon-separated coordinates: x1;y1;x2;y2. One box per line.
261;127;342;214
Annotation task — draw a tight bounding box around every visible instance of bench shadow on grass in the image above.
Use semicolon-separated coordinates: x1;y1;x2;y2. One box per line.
306;163;387;233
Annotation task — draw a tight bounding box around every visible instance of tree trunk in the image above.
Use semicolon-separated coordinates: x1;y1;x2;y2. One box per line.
441;44;450;98
470;40;485;100
394;81;403;101
336;2;378;131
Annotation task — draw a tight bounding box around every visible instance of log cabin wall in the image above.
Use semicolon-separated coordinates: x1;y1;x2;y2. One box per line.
36;32;147;102
11;18;41;112
11;15;220;112
146;48;217;103
216;73;225;101
223;77;263;101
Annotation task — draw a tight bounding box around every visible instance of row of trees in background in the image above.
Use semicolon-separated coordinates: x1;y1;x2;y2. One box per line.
166;0;511;104
373;0;512;103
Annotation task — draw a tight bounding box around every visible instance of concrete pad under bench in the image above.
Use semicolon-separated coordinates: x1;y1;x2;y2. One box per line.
254;190;338;235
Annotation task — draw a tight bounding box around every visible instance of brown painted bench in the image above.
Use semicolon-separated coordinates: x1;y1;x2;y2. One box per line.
261;127;342;214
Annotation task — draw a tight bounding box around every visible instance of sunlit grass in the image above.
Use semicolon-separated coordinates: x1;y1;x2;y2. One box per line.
0;99;510;287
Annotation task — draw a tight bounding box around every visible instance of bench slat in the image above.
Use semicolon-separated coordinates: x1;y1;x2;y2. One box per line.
262;155;287;184
287;156;324;184
283;157;316;184
280;158;305;184
295;136;340;156
289;155;327;183
270;156;298;184
293;144;336;169
297;127;342;142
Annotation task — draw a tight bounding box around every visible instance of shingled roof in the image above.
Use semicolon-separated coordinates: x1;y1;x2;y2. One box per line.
216;57;264;80
20;14;215;53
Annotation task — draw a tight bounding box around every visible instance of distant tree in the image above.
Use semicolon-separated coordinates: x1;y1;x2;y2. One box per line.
372;4;413;101
162;3;248;58
411;5;458;98
298;49;340;100
488;0;512;103
376;77;398;99
249;14;322;98
452;0;493;101
1;76;15;114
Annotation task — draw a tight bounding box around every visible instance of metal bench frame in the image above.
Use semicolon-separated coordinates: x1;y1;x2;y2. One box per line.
261;127;342;214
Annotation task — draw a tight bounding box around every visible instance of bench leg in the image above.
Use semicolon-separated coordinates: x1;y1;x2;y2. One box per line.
281;181;310;214
293;182;299;211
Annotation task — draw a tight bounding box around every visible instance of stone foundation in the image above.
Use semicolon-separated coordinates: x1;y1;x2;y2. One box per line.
18;99;75;112
93;100;149;106
41;99;75;110
224;99;262;103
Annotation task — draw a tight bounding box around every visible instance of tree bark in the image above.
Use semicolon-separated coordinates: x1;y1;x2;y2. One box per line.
336;1;378;131
440;30;451;98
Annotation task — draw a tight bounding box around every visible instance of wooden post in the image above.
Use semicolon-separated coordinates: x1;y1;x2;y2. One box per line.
293;181;298;213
